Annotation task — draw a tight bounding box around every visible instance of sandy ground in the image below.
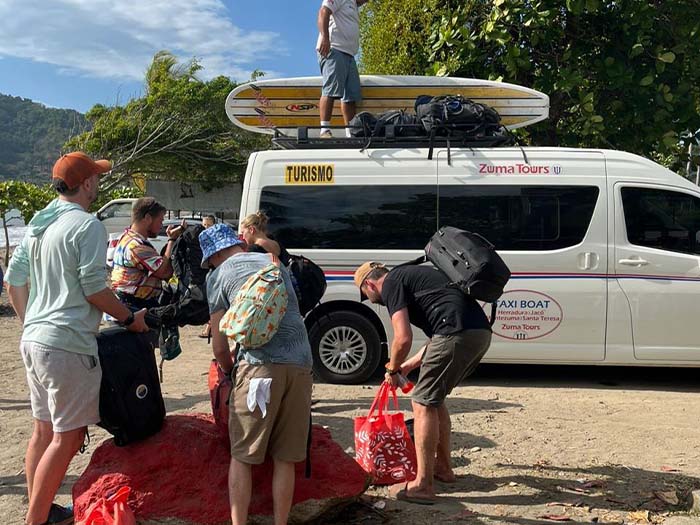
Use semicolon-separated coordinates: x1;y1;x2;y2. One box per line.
1;295;699;525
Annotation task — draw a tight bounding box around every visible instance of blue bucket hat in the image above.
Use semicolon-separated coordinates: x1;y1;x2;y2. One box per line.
199;223;243;269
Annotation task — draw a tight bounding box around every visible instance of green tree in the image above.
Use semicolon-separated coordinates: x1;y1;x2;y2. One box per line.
66;51;269;191
0;94;88;183
0;181;54;266
360;1;700;171
358;0;439;75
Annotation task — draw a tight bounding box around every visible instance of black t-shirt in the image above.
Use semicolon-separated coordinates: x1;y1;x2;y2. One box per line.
381;266;490;338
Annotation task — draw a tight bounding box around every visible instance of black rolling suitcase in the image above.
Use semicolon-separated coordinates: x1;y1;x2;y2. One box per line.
96;326;165;446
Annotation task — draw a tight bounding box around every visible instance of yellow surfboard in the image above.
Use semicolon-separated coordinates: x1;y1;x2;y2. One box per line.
225;75;549;137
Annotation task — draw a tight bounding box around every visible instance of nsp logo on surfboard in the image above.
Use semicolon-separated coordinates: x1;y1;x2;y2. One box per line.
285;164;335;185
286;104;318;112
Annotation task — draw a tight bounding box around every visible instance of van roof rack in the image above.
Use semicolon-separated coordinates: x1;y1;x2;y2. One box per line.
271;124;515;151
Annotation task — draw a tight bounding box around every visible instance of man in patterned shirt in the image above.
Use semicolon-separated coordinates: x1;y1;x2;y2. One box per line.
110;197;184;309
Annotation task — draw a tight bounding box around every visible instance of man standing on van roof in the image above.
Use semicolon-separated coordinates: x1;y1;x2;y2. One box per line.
6;152;149;525
316;0;370;138
199;224;313;525
354;261;492;504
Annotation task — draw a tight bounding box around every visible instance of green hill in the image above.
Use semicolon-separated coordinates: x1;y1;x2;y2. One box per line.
0;94;88;183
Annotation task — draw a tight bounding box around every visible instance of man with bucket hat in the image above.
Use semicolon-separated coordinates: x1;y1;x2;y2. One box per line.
6;152;149;525
354;260;491;504
199;223;312;525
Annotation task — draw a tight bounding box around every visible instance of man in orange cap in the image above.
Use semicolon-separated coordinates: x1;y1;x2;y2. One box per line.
354;260;491;505
6;152;149;525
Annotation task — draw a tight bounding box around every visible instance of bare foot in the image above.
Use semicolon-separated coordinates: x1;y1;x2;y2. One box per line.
388;482;437;505
434;470;457;483
434;464;457;483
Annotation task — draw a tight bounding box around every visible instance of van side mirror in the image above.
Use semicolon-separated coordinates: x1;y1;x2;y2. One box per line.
96;212;103;220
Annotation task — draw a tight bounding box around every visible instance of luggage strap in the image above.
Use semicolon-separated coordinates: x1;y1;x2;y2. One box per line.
305;413;312;478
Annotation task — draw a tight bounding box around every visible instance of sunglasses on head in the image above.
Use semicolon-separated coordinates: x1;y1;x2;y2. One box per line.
143;200;161;217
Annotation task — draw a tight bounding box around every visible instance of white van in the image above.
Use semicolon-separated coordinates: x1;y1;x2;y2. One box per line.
95;198;137;235
238;145;700;384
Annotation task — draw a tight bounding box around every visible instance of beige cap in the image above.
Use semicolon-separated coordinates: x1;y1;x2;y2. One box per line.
354;261;386;301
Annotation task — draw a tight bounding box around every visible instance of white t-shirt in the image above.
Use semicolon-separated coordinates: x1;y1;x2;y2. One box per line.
316;0;360;56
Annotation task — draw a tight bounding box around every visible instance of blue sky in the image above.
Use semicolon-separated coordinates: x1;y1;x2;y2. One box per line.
0;0;324;112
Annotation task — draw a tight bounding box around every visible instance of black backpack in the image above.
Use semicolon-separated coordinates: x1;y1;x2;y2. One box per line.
97;326;165;446
415;95;501;136
148;223;210;328
288;254;327;316
171;224;207;287
403;226;511;324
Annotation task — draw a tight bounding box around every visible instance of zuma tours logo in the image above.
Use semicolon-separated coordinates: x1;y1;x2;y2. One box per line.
285;103;317;112
478;163;563;175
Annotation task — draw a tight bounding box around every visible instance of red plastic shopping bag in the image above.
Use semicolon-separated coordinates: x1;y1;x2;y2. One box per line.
208;359;232;428
79;486;136;525
354;382;417;485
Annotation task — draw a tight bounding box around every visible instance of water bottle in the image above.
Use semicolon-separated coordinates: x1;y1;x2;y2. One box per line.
397;373;414;394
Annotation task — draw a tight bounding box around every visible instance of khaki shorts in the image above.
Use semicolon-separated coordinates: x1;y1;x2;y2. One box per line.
229;362;313;464
412;329;492;407
20;341;101;432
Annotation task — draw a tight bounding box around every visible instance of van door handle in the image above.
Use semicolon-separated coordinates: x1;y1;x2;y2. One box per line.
578;252;598;270
618;258;649;267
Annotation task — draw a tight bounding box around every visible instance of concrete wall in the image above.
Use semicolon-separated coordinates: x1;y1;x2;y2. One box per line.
145;181;242;217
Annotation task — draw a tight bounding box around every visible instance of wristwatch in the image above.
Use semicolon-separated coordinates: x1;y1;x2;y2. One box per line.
385;363;400;375
119;311;135;327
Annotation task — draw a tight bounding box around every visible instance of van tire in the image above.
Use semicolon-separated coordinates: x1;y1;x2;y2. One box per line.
309;311;382;384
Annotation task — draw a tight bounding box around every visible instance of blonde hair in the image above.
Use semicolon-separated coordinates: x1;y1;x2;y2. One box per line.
241;211;269;233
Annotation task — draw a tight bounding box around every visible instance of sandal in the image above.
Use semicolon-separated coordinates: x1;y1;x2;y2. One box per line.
388;482;437;505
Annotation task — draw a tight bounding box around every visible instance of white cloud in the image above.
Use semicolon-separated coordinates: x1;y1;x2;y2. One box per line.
0;0;282;82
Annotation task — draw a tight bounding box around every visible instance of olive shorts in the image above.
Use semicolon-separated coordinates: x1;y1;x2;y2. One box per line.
412;329;492;407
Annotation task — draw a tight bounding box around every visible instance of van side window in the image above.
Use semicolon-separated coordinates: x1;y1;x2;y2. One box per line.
621;187;700;255
439;185;599;251
259;186;437;249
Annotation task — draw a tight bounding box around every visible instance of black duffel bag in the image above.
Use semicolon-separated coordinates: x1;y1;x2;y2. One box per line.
415;95;501;136
349;111;378;137
350;109;422;138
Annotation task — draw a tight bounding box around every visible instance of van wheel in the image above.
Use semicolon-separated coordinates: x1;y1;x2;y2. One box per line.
309;311;382;384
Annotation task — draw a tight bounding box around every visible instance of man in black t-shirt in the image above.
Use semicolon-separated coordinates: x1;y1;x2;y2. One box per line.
354;261;492;504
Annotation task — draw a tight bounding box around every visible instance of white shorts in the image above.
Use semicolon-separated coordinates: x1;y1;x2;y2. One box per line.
20;341;101;433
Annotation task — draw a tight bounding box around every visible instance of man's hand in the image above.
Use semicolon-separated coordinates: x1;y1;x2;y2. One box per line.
384;371;400;389
318;36;331;57
126;309;149;333
400;343;427;375
166;219;187;240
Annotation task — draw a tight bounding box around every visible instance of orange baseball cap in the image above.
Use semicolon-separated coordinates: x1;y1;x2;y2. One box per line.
52;152;112;190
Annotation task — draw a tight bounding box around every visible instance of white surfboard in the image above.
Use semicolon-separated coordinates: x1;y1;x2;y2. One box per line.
225;75;549;137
